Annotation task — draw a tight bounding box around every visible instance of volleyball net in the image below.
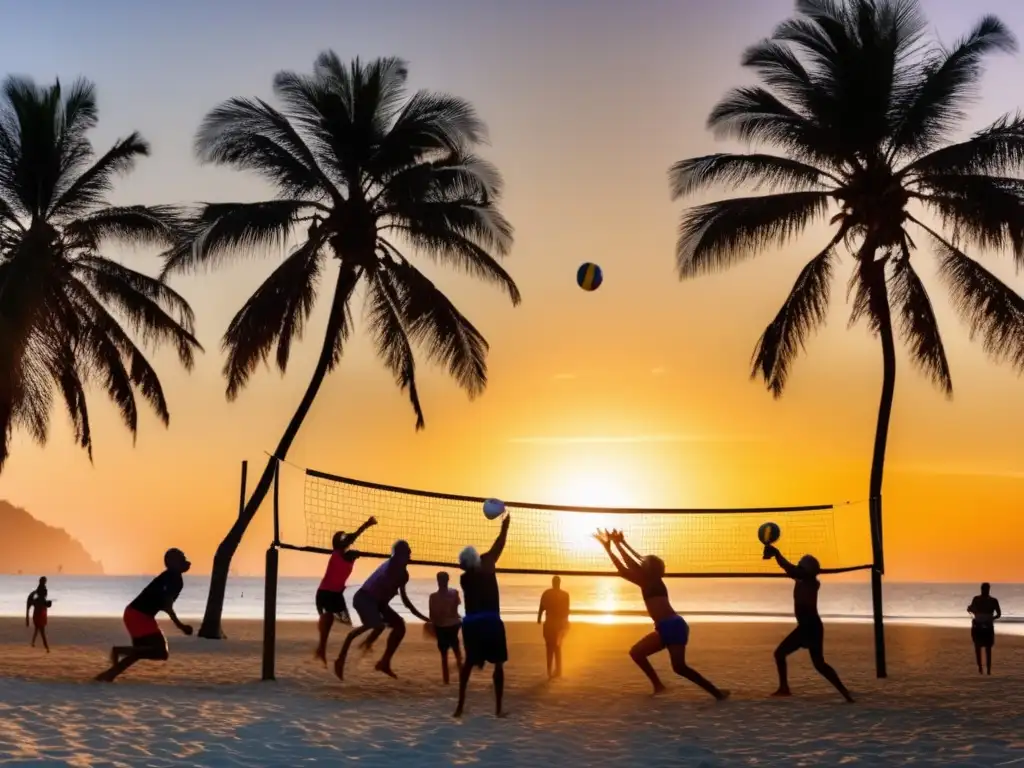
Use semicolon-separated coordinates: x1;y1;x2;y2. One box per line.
281;464;874;577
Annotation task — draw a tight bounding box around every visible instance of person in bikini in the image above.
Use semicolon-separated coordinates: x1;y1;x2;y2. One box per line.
26;576;51;652
314;516;376;664
595;529;728;700
96;548;193;682
537;575;570;679
335;540;429;681
764;543;854;702
428;571;464;684
968;582;1002;675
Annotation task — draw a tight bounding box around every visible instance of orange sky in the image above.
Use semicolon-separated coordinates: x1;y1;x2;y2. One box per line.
0;0;1021;581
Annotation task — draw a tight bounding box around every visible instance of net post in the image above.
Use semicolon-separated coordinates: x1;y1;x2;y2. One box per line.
262;544;279;681
272;457;281;547
869;495;887;679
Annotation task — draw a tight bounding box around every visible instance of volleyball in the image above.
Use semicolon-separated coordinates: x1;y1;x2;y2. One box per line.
758;521;781;546
576;262;603;291
483;498;506;520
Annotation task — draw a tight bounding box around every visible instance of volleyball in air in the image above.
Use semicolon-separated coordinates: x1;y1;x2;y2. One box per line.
758;521;781;545
576;262;603;291
483;498;506;520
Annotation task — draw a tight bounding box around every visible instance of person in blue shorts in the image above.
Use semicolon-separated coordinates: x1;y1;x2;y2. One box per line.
595;529;728;700
453;514;511;718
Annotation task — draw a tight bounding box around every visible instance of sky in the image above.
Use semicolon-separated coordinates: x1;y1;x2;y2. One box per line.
0;0;1022;582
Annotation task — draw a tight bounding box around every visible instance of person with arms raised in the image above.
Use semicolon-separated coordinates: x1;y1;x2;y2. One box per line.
454;514;511;718
314;516;376;664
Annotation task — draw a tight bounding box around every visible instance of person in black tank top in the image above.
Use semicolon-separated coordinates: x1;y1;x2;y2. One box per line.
764;545;854;702
453;514;510;718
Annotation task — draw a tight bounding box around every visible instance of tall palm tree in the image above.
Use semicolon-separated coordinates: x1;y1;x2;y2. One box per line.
0;76;200;471
164;53;520;639
669;0;1024;678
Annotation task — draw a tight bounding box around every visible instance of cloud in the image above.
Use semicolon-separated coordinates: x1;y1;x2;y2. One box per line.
507;433;765;445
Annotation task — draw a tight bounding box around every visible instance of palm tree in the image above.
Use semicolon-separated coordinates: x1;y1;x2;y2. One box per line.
0;76;200;471
164;53;520;639
669;0;1024;678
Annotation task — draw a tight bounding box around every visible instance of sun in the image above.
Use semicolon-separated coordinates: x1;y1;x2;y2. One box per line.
551;466;636;554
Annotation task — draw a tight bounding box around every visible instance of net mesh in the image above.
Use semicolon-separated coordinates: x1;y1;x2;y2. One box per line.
297;467;873;577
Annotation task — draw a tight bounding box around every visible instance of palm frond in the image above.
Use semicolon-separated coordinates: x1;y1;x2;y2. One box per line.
676;192;830;277
930;234;1024;373
669;153;833;199
385;258;488;397
889;15;1016;159
889;251;953;394
63;205;188;250
51;346;92;458
194;97;335;200
72;260;201;367
366;266;424;429
220;239;326;399
902;113;1024;176
163;199;318;277
47;132;149;221
911;178;1024;263
73;254;196;331
751;234;838;397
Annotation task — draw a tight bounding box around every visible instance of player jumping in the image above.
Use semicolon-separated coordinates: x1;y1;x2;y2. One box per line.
314;516;376;664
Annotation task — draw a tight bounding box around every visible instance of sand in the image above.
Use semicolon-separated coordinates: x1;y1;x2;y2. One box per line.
0;617;1021;766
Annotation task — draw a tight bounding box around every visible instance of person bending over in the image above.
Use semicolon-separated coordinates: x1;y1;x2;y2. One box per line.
968;582;1001;675
314;516;376;664
335;540;428;681
454;514;511;718
96;549;193;682
537;575;570;679
764;544;854;703
429;571;464;684
595;529;728;700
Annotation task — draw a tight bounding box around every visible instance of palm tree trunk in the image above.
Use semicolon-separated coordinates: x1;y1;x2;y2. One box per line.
197;265;361;640
867;256;895;679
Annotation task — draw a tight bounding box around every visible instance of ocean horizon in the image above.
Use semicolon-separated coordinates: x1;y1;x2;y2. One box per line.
4;574;1022;634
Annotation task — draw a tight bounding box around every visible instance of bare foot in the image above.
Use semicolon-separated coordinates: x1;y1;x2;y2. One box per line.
652;684;668;696
375;661;398;679
716;689;731;701
452;707;464;719
843;693;856;704
314;649;327;667
771;688;792;697
94;671;113;683
333;658;345;682
496;711;508;719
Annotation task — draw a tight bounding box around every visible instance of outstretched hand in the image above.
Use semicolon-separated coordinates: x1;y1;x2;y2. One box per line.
181;624;194;636
610;529;625;544
367;516;378;527
763;544;779;559
593;529;612;548
501;513;511;530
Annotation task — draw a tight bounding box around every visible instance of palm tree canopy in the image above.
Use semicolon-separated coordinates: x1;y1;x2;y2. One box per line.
165;53;519;428
0;76;201;471
670;0;1024;396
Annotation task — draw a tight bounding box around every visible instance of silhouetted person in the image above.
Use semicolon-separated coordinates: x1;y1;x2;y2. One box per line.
595;529;728;700
428;571;463;684
968;582;1002;675
96;549;193;682
335;540;429;681
26;577;51;652
454;514;511;718
314;516;376;665
537;575;570;679
764;544;854;703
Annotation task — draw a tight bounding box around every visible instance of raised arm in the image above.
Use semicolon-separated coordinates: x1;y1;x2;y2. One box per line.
612;536;643;570
484;514;511;565
342;516;377;549
400;585;430;623
764;545;803;580
595;531;640;584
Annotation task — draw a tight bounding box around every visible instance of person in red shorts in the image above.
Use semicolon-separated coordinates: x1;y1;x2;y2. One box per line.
26;576;51;652
95;548;193;682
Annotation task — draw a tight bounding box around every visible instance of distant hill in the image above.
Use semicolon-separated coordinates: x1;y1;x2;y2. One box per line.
0;501;103;575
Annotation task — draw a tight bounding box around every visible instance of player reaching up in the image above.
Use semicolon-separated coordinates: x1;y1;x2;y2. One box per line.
595;529;728;700
314;516;376;664
763;544;854;702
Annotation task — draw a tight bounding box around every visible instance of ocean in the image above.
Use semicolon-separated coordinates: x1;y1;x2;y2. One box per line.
3;574;1022;634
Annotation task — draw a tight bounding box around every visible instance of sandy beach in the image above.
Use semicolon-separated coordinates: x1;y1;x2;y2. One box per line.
0;618;1021;766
